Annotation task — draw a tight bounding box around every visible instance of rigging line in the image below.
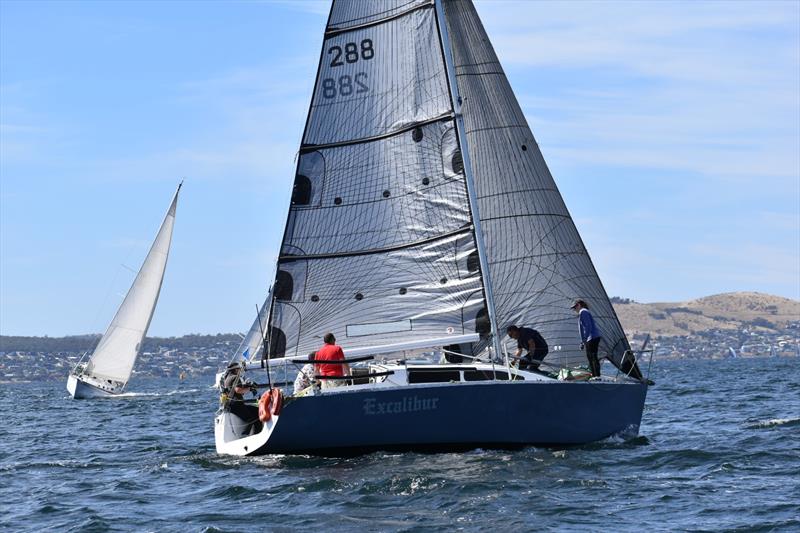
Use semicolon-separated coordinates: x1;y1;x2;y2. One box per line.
300;113;454;153
325;0;434;37
279;226;472;261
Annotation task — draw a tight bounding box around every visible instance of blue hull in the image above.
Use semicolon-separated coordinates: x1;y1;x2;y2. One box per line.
250;380;647;455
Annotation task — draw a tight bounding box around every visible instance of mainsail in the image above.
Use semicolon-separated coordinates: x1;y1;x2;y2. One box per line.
85;184;180;384
267;0;631;368
268;0;489;359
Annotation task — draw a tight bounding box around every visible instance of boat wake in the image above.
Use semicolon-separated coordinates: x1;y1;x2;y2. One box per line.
744;417;800;429
113;388;202;398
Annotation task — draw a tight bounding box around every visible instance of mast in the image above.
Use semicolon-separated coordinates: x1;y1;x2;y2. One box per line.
433;0;503;360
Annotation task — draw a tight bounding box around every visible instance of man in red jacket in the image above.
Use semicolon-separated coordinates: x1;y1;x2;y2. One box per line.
315;332;351;389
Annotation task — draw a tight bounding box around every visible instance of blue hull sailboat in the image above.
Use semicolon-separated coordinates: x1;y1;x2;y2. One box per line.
215;0;649;456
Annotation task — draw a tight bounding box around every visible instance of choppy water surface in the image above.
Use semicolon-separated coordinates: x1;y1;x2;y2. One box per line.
1;358;798;531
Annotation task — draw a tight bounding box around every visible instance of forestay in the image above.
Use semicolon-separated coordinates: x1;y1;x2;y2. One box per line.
267;0;489;359
86;185;180;383
238;292;272;364
442;1;632;368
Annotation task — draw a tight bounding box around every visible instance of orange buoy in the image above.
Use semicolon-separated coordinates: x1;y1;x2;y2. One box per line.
258;389;283;422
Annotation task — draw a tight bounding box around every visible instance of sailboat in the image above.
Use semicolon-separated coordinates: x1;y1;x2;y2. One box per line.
67;183;181;399
215;0;649;455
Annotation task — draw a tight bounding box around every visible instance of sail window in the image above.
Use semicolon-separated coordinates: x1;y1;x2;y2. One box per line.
295;151;325;207
422;177;430;186
440;277;448;284
399;287;407;295
292;175;312;205
267;327;286;358
412;127;423;142
311;295;319;302
355;292;364;300
475;307;490;336
382;190;390;198
452;150;464;174
274;270;294;301
467;250;479;273
521;144;528;152
334;197;343;205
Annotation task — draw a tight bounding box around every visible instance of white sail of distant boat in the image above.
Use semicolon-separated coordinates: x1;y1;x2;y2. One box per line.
215;0;650;456
67;183;181;399
234;289;272;363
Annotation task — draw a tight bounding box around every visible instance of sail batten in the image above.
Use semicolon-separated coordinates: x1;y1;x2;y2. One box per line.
326;0;433;37
300;112;453;153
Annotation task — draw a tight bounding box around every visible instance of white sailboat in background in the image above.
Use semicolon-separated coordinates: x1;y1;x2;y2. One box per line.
67;183;181;399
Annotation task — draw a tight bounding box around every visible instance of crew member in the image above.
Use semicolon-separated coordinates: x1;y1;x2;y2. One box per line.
315;333;350;389
293;352;317;395
571;299;602;377
506;325;549;371
222;361;254;401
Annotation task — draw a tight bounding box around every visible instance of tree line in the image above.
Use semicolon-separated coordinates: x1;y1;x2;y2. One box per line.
0;333;243;353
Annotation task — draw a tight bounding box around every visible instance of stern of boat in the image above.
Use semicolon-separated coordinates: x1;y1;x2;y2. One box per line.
214;405;279;456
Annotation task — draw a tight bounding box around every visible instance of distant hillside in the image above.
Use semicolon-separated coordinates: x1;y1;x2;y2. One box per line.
2;292;797;350
0;333;242;353
613;292;800;337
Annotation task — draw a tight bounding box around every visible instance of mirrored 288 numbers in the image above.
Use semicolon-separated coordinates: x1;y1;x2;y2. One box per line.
322;39;374;99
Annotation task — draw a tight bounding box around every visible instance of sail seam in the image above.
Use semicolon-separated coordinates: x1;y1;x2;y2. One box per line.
478;187;559;200
326;1;434;37
481;213;571;223
456;71;505;77
279;226;472;261
300;113;454;153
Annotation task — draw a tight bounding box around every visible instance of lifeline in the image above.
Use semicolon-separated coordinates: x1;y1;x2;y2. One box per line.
363;395;440;416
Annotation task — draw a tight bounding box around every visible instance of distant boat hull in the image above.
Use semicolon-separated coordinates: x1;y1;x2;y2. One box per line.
215;380;648;456
67;374;119;399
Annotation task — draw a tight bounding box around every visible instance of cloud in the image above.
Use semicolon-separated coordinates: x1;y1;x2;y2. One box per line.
475;0;799;186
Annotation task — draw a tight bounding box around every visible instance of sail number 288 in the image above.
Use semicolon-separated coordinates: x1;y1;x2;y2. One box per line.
321;38;374;100
328;39;374;67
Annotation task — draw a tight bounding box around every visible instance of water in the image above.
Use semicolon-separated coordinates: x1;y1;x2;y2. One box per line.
1;358;798;532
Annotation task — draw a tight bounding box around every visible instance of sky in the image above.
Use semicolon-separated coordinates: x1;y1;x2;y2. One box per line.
1;0;798;337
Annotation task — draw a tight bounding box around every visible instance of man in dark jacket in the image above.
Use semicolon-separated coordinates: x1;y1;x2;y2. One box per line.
506;325;549;371
221;362;254;401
